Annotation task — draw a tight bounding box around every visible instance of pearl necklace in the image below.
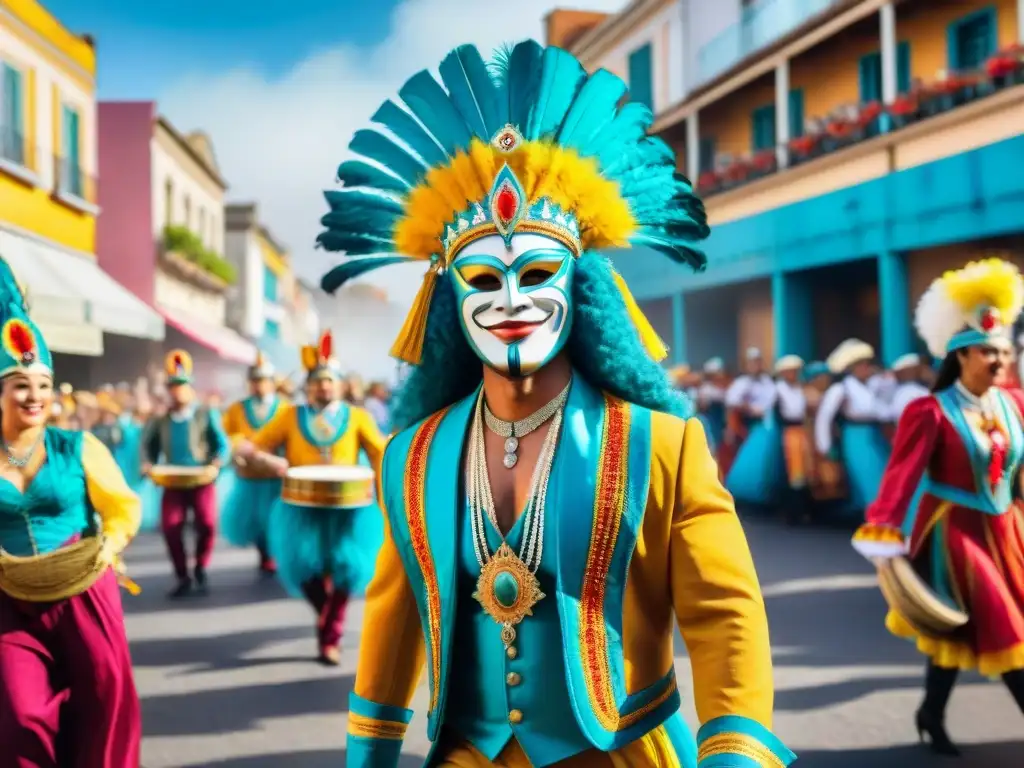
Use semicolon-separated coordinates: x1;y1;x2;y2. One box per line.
483;380;570;469
468;389;563;649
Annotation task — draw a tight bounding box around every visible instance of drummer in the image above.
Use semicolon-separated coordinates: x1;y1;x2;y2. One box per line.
234;330;386;665
220;351;282;575
141;350;229;598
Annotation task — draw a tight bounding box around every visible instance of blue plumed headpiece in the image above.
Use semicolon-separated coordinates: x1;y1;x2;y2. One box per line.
317;40;709;365
0;255;52;379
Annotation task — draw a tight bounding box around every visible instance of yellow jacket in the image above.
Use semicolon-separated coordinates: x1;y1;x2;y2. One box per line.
347;381;793;767
251;402;386;469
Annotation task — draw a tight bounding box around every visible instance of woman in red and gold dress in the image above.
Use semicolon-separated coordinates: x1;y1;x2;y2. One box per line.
852;258;1024;757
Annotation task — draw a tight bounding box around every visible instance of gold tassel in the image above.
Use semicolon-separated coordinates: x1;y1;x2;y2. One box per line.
611;270;669;363
390;264;441;365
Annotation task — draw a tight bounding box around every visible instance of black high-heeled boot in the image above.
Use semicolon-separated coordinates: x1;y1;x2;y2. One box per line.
1002;669;1024;714
917;663;961;756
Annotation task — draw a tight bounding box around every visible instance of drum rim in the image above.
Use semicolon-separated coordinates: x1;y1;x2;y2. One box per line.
151;465;211;475
284;465;375;480
878;556;969;633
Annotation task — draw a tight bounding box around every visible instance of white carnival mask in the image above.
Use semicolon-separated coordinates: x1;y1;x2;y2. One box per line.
449;233;575;377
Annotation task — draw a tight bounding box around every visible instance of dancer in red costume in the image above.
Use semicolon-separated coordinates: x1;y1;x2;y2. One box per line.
852;258;1024;757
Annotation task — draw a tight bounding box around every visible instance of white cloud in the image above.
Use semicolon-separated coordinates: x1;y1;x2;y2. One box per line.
160;0;628;307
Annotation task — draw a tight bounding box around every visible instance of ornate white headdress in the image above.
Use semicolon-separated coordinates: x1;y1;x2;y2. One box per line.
915;258;1024;358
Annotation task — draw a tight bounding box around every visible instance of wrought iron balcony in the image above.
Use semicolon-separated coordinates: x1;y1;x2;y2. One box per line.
0;124;27;167
54;153;97;205
697;0;844;86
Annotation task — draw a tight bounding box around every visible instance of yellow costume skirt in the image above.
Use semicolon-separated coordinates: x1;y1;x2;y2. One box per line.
433;726;683;767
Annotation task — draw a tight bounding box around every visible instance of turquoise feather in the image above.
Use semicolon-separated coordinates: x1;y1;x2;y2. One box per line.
336;160;409;193
557;69;627;150
439;45;502;138
524;46;585;140
320;39;710;283
0;256;27;312
371;100;449;167
399;71;474;155
505;41;544;133
321;255;413;294
349;129;427;186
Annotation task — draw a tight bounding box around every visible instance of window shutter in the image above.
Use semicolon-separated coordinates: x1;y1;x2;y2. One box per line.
627;44;654;110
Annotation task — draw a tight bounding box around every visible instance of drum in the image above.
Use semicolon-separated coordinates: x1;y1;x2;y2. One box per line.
877;556;969;637
282;464;375;509
149;465;218;489
0;535;105;602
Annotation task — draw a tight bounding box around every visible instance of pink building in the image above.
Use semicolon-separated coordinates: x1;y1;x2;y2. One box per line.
97;101;256;395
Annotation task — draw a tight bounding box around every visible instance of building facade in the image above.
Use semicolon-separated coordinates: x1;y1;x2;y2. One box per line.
554;0;1024;371
224;203;318;378
97;101;254;394
0;0;164;387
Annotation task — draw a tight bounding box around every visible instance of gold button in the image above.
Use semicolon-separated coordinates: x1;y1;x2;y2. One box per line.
506;646;518;659
506;672;521;686
508;709;523;724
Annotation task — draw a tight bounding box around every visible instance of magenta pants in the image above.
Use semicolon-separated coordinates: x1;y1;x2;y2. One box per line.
161;483;217;580
300;576;349;650
0;568;141;767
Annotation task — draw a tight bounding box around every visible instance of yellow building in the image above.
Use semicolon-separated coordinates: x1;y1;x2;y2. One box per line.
0;0;161;375
554;0;1024;369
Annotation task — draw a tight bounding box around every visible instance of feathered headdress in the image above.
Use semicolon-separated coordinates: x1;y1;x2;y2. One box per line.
248;350;275;380
164;349;193;385
0;256;52;379
915;257;1024;358
318;40;709;365
301;330;342;381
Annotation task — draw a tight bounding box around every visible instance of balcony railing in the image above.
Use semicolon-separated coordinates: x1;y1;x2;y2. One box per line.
694;48;1024;197
53;153;98;205
697;0;844;86
0;124;26;166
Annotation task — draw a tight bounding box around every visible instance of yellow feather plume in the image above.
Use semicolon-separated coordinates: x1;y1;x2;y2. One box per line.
941;257;1024;324
393;139;636;264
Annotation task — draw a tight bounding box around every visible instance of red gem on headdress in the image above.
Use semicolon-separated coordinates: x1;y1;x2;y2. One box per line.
496;186;518;223
981;311;997;331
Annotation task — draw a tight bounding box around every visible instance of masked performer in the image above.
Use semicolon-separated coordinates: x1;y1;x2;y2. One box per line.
852;258;1024;756
141;351;229;598
0;259;142;767
319;39;793;768
221;352;282;575
235;332;386;665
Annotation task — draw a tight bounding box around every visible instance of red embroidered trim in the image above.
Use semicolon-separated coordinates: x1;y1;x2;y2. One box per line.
404;409;448;715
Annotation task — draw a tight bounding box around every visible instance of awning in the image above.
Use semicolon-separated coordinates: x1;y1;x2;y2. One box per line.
0;228;165;342
158;304;257;364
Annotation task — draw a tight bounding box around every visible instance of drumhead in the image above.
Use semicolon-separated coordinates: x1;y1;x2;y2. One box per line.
151;466;209;476
286;464;374;482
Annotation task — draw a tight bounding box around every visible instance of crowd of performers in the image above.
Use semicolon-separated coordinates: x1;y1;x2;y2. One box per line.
672;343;942;525
3;33;1023;768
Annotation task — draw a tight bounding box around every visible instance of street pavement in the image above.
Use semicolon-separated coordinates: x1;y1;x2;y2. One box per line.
123;517;1024;767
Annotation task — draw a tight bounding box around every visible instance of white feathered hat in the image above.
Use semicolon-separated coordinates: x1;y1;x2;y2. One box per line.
827;338;874;375
915;258;1024;358
703;357;724;374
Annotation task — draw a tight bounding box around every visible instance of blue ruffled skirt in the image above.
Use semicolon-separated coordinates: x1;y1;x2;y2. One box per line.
135;478;163;532
839;423;891;516
725;415;786;508
221;475;282;548
266;452;384;597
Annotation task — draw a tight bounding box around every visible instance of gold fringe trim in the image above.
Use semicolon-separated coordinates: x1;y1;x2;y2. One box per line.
611;270;668;362
390;265;440;365
853;523;904;544
886;609;1024;677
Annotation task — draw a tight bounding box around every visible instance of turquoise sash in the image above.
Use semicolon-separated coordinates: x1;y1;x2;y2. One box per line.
243;396;280;430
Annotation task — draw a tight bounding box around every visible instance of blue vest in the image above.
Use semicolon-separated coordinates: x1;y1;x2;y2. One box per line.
0;429;94;556
445;498;592;766
379;377;682;757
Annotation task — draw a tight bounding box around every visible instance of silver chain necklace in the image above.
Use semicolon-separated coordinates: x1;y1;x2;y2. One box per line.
483;380;571;468
5;431;43;468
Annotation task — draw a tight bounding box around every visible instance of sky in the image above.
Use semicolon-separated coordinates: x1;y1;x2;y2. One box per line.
47;0;630;301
